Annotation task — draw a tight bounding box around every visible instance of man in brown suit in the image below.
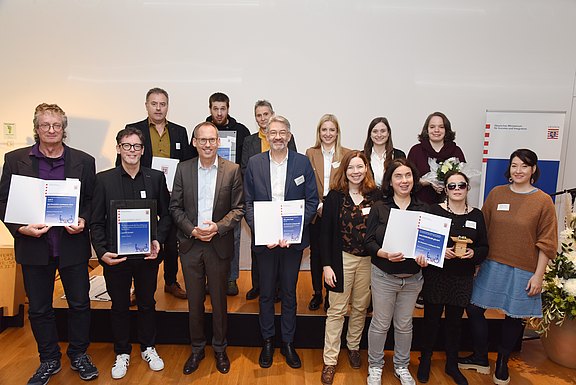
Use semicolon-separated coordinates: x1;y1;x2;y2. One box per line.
169;122;244;375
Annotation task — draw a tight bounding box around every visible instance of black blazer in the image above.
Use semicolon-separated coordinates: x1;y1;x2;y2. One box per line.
116;119;194;168
90;166;171;260
241;133;297;175
0;145;95;267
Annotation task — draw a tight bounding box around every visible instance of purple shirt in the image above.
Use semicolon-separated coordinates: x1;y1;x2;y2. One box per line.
30;143;67;257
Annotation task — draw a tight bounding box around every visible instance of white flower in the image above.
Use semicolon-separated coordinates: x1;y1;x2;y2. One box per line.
552;276;565;289
565;249;576;266
561;228;575;243
563;278;576;296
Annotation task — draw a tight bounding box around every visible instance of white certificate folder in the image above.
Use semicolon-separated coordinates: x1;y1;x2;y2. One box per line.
111;200;157;258
382;209;451;268
4;175;80;226
253;199;305;246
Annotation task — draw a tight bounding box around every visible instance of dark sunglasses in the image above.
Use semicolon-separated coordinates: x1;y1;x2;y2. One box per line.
446;182;468;190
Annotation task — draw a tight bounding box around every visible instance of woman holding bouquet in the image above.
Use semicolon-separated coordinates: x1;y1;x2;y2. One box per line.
319;151;380;385
417;171;489;385
407;112;465;204
458;149;557;385
363;117;406;188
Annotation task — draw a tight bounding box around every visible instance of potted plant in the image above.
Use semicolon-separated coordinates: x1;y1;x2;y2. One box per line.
533;210;576;368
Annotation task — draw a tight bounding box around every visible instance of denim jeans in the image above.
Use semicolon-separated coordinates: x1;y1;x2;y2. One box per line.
368;266;423;368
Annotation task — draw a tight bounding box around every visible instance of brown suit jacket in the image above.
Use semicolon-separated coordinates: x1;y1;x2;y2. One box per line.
305;146;352;201
169;156;245;259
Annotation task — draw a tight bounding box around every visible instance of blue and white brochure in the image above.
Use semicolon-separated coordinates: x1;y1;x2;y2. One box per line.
117;208;151;255
382;209;451;268
254;199;305;245
4;175;80;226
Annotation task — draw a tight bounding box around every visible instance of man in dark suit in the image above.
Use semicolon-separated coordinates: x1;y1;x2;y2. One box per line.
170;122;244;375
241;100;297;301
244;115;318;369
120;87;193;299
0;103;99;384
91;127;171;379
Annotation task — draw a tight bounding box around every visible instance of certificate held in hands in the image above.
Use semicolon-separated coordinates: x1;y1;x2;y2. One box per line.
253;199;305;245
111;200;157;258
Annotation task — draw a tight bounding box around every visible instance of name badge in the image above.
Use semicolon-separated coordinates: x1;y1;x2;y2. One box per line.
140;191;147;199
465;220;476;229
176;142;181;150
497;203;510;211
332;161;340;169
294;175;305;186
362;207;371;216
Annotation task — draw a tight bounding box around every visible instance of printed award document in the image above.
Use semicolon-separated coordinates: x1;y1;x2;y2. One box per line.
254;199;305;245
217;132;236;162
111;200;157;258
151;156;179;192
382;208;451;268
4;175;80;226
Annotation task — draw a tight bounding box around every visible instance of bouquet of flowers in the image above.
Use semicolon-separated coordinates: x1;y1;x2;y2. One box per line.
421;157;481;188
535;210;576;334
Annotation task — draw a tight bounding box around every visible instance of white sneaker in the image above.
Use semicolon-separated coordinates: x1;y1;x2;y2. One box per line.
367;366;382;385
111;354;130;379
141;347;164;371
394;366;415;385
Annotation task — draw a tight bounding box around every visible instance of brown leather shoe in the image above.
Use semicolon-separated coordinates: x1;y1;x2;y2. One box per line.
321;364;336;385
165;282;187;299
214;351;230;374
347;349;361;369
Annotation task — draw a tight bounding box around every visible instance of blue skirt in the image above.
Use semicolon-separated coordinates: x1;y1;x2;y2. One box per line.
470;259;542;318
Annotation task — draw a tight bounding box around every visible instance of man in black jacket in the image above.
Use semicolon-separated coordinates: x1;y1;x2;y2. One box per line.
121;88;193;299
0;103;98;385
91;127;171;379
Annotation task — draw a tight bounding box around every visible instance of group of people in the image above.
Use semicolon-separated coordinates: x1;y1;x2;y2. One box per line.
0;88;558;385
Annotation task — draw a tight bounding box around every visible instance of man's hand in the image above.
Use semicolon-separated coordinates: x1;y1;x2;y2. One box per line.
144;240;161;260
101;252;127;266
64;217;85;235
192;221;218;242
18;224;50;238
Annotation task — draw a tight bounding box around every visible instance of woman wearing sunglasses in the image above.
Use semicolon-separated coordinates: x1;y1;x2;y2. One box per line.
417;171;488;385
459;149;557;385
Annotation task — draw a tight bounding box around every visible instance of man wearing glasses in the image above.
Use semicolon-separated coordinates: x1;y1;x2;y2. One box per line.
120;87;193;300
91;127;171;379
170;122;244;375
0;103;98;385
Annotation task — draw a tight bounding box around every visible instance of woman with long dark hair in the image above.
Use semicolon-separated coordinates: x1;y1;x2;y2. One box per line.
363;117;406;187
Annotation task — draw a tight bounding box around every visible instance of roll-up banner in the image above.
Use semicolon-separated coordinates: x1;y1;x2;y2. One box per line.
479;110;565;206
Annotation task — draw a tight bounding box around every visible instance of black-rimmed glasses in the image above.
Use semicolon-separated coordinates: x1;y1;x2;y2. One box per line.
119;143;143;151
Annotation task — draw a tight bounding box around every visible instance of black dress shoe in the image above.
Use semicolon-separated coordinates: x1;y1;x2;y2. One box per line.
246;288;260;300
215;351;230;374
281;343;301;369
183;350;205;375
308;293;323;311
323;293;330;312
259;338;274;368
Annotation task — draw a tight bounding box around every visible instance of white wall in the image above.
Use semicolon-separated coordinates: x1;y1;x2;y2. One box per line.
0;0;575;244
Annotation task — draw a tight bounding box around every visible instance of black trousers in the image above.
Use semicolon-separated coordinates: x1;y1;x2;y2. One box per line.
103;259;159;354
22;260;91;362
161;225;179;286
180;242;230;354
257;247;303;343
308;217;324;294
421;302;465;361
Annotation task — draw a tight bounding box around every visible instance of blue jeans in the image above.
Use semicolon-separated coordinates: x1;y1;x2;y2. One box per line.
368;266;423;368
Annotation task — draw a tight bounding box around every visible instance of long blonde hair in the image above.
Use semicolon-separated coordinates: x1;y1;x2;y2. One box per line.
313;114;344;162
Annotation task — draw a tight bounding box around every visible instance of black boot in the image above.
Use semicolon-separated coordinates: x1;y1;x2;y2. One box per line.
493;350;510;385
417;351;432;383
445;359;468;385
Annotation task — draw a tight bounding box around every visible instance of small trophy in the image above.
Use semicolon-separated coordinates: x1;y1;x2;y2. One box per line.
450;236;473;257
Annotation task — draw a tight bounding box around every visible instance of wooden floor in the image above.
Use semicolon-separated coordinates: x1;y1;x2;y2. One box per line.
1;316;575;385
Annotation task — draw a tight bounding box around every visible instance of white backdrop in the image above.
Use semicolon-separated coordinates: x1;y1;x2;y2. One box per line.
1;0;575;250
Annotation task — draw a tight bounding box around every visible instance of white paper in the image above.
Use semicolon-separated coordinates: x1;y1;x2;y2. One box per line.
254;199;305;245
151;156;179;192
116;208;151;255
382;209;451;268
4;175;80;226
217;137;233;162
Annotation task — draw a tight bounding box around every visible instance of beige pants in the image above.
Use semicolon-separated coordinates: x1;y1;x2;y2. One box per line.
323;251;372;365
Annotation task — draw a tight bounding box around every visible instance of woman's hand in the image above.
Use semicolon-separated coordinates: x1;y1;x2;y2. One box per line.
323;266;337;288
445;247;458;260
526;272;544;296
377;249;405;262
415;255;429;267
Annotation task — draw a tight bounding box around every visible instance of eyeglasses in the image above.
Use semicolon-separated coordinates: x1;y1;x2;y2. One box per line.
446;182;468;190
119;143;143;151
196;138;218;145
38;123;63;132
